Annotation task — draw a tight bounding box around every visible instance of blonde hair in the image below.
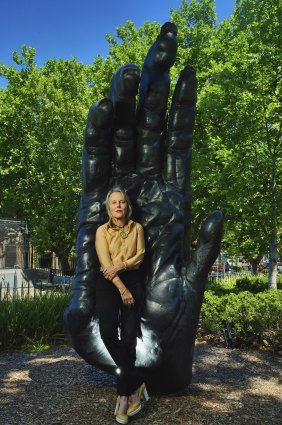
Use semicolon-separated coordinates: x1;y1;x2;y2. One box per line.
105;187;132;220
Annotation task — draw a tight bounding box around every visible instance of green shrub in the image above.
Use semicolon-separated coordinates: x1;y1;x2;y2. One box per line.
231;265;242;272
207;274;282;295
235;277;267;293
0;291;71;351
206;277;237;295
200;291;227;333
1;278;282;351
200;290;282;346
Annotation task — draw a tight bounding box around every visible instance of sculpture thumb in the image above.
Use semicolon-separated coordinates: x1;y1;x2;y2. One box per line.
188;210;224;293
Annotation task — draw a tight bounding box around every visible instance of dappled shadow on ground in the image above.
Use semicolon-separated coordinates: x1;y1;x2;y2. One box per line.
0;343;281;425
193;341;281;386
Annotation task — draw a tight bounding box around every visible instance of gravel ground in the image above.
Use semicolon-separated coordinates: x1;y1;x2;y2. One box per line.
0;342;281;425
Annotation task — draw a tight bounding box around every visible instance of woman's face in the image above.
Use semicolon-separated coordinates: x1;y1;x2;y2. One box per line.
108;192;127;221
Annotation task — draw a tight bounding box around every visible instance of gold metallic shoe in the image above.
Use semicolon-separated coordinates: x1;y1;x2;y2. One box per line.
114;396;128;424
127;383;149;417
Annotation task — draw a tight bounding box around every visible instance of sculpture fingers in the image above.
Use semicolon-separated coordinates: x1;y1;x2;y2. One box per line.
82;99;114;193
164;66;197;193
136;22;178;177
109;64;140;177
72;100;115;311
187;210;224;295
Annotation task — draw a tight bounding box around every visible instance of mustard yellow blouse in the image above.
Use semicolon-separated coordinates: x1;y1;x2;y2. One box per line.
95;220;145;270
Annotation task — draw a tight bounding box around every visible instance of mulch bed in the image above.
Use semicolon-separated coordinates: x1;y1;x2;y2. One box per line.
0;342;281;425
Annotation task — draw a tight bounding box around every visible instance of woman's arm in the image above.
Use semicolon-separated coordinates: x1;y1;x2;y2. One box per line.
95;226;113;269
124;223;145;270
95;227;125;278
95;227;133;304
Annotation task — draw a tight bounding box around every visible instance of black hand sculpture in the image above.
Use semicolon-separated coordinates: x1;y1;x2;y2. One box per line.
64;22;223;393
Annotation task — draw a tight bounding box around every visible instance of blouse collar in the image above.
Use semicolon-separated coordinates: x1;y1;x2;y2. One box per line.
107;219;134;231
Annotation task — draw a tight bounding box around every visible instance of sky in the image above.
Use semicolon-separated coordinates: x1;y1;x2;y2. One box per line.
0;0;235;87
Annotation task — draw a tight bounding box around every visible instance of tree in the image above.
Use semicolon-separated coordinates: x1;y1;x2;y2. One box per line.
0;47;93;269
1;0;280;279
194;0;282;284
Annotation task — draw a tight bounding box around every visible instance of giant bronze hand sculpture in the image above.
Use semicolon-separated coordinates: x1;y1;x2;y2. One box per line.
64;22;223;393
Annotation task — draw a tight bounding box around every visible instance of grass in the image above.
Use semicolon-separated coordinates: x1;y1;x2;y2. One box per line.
0;290;71;352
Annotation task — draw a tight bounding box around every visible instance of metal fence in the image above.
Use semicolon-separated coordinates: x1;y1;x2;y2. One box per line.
40;267;75;282
0;273;73;301
0;268;258;301
209;270;252;280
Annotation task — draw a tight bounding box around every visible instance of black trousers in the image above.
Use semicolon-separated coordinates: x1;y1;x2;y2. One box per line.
96;269;144;396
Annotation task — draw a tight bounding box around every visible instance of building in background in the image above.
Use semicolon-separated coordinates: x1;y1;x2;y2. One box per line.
0;219;28;268
0;219;62;270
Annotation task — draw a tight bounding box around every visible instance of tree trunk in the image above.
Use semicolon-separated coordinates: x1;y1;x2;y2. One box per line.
268;149;278;290
268;230;278;290
59;257;71;275
250;257;260;275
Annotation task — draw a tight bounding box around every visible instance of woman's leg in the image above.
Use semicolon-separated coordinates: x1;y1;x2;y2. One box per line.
120;270;145;386
96;275;142;396
119;270;149;415
120;285;143;365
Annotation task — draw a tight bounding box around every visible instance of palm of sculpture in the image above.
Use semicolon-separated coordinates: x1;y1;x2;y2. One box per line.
64;22;223;392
